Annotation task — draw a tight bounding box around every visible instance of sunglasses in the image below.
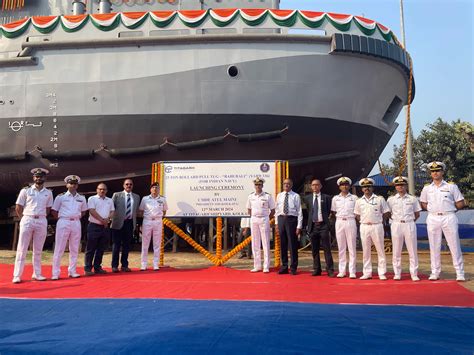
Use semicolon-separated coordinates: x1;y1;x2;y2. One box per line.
125;184;133;186
98;188;107;191
255;184;263;186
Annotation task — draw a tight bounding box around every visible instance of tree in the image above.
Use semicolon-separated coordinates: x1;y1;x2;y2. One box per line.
384;118;473;204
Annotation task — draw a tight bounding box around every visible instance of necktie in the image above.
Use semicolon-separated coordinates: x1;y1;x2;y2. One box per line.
312;194;319;223
283;192;289;214
126;193;131;219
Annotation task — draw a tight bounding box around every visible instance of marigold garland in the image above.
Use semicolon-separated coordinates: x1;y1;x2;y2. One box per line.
163;218;219;265
216;217;223;260
159;222;165;266
220;236;252;264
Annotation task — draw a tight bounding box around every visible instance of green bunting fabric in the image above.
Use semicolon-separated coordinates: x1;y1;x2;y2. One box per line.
0;9;395;43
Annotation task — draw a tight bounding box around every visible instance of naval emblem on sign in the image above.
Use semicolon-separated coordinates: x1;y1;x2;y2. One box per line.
260;163;270;173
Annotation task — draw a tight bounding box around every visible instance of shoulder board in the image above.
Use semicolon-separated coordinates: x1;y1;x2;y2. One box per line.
448;181;455;184
23;186;29;189
424;183;430;186
58;192;65;196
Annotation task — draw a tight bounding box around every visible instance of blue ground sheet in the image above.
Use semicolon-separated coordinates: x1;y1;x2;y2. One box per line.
0;299;473;354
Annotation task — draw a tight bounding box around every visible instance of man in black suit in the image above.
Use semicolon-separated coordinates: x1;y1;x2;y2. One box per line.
305;179;334;277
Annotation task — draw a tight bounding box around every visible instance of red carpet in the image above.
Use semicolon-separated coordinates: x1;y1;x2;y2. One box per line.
0;264;472;307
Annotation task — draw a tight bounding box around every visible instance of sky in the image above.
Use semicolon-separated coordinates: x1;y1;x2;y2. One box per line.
280;0;473;174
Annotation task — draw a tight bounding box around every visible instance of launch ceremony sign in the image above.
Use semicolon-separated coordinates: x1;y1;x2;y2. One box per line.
152;161;288;217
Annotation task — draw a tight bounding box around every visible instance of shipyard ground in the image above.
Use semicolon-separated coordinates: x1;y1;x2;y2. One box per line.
0;251;473;354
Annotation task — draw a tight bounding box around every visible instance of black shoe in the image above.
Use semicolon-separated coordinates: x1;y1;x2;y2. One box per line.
94;268;107;274
312;271;322;276
84;270;94;276
328;270;335;278
290;270;297;275
121;267;132;272
112;267;120;273
278;268;289;275
238;253;247;259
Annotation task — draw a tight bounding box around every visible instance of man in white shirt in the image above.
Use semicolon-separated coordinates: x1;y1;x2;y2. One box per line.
275;179;303;275
85;183;115;276
420;161;466;281
387;176;421;281
51;175;88;280
12;168;53;284
246;177;275;273
330;177;358;279
138;182;168;271
354;178;390;280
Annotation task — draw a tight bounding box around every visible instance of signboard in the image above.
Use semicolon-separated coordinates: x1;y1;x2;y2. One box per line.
152;161;288;217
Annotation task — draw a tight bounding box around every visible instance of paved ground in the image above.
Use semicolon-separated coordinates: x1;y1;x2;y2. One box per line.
1;249;472;291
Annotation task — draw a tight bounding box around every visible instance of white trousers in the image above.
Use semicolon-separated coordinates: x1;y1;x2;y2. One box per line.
251;216;271;270
52;219;82;278
13;216;48;278
360;224;386;277
390;221;418;277
335;219;357;275
427;213;464;277
141;219;163;268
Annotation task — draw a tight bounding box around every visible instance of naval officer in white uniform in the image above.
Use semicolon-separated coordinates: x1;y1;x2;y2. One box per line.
420;161;466;281
246;177;275;273
330;177;358;279
51;175;88;280
387;176;421;281
12;168;53;284
138;182;168;271
354;178;390;280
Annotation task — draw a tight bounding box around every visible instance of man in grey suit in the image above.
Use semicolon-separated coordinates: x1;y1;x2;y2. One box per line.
110;179;140;272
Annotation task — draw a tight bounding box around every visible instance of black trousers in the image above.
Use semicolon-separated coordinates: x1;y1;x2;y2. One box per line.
278;215;299;271
85;223;110;271
310;222;334;273
111;219;133;268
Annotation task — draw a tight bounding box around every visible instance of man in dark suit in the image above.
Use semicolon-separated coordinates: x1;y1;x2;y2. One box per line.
304;179;334;277
110;179;140;272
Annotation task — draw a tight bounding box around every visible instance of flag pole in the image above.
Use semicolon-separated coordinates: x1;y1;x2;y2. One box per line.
400;0;415;194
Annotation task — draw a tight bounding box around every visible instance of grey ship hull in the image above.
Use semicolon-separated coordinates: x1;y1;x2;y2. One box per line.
0;35;408;196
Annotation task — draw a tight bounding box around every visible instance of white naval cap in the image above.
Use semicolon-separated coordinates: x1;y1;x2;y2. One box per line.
31;168;49;176
337;177;352;186
359;177;375;187
64;175;81;184
392;176;408;185
253;177;265;184
427;161;446;172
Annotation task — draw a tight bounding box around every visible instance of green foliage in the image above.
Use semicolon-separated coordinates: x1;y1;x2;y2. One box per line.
386;118;473;204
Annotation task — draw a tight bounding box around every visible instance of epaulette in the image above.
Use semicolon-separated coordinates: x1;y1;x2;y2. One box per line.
58;192;65;196
424;183;430;186
448;181;455;184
